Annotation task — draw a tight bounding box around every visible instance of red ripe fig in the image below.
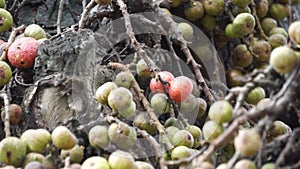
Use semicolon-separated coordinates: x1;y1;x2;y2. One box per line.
150;71;174;93
169;76;193;102
7;37;39;69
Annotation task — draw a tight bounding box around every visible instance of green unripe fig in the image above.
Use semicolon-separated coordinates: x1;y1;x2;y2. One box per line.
166;126;180;142
51;126;77;150
256;0;268;18
108;122;136;150
1;104;23;125
185;125;202;148
191;79;200;96
136;59;151;78
200;15;217;31
261;163;275;169
0;61;12;87
81;156;110;169
95;0;112;5
150;93;170;115
268;34;287;49
95;82;118;105
22;153;45;168
288;21;300;45
232;0;251;7
0;9;13;33
216;163;227;169
24;129;51;153
134;113;157;135
171;0;182;8
234;129;262;157
246;87;266;105
161;8;172;16
253;40;272;62
114;71;135;89
203;0;224;16
232;44;253;68
232;13;255;36
118;101;136;119
202;120;224;143
61;144;84;164
88;125;109;150
164;117;184;129
226;68;244;87
179;94;197;114
268;121;291;138
225;23;243;38
269;3;289;20
42;155;56;169
195;97;207;118
208;100;233;124
108;150;136;169
269;27;288;38
0;137;26;167
231;5;251;16
135;161;155;169
171;146;192;160
108;87;133;113
184;1;204;21
233;159;257;169
0;0;4;8
270;46;297;74
172;130;194;148
24;24;47;40
177;22;194;42
117;126;137;150
261;18;277;35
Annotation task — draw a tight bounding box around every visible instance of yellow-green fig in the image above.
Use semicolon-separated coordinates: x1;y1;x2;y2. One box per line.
200;15;217;31
232;44;253;68
61;144;84;164
231;5;251;16
0;0;4;8
261;163;275;169
0;137;26;167
185;125;202;148
203;0;224;16
233;159;257;169
0;8;13;33
81;156;110;169
95;82;118;105
166;126;180;141
232;13;255;36
171;0;182;8
177;22;194;42
25;129;51;153
150;93;170;115
118;101;136;119
208;100;233;124
171;146;192;160
288;21;300;45
256;0;268;18
135;161;155;169
108;87;133;113
134;113;157;135
51;126;77;150
22;153;45;168
269;3;289;20
261;18;277;35
136;59;151;78
270;46;297;74
232;0;251;7
269;27;288;38
234;129;262;157
88;125;109;150
184;1;204;21
108;150;136;169
268;34;287;49
202;120;224;143
114;71;135;89
24;24;47;40
0;61;12;87
172;130;194;148
246;87;266;105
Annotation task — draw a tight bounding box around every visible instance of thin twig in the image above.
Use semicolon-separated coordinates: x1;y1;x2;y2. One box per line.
57;0;65;34
78;0;95;30
0;25;26;61
0;92;11;137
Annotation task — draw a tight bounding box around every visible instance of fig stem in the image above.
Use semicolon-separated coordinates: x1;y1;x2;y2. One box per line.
0;91;11;137
78;0;95;30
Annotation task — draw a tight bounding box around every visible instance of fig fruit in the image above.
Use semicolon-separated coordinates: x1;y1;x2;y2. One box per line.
0;137;26;167
203;0;224;16
233;159;257;169
171;0;182;8
114;71;135;89
177;22;194;42
269;27;288;38
0;61;12;87
232;13;255;36
150;93;170;115
24;24;47;40
234;129;262;157
95;0;112;5
268;34;287;49
134;113;157;135
135;161;154;169
253;40;272;62
184;1;204;21
24;161;44;169
23;129;51;153
1;104;22;125
150;71;174;93
171;146;192;160
172;130;194;148
195;97;207;117
107;87;133;113
7;37;39;69
225;23;243;38
169;76;193;102
22;153;45;167
166;126;180;141
270;46;297;74
261;163;275;169
267;121;291;139
246;87;265;105
95;82;118;105
88;125;109;150
288;21;300;45
202;120;224;143
232;0;251;7
232;44;253;68
108;122;136;150
136;59;151;78
164;117;184;129
261;18;277;35
81;156;110;169
256;0;268;18
226;68;244;87
185;125;202;148
108;150;136;169
118;101;136;119
0;0;4;8
0;8;13;32
231;5;251;16
61;144;84;164
269;3;289;20
51;126;77;150
208;100;233;124
200;15;217;31
179;94;197;114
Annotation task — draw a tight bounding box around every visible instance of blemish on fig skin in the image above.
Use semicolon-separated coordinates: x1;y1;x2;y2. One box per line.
6;151;12;162
0;17;4;25
0;68;6;79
